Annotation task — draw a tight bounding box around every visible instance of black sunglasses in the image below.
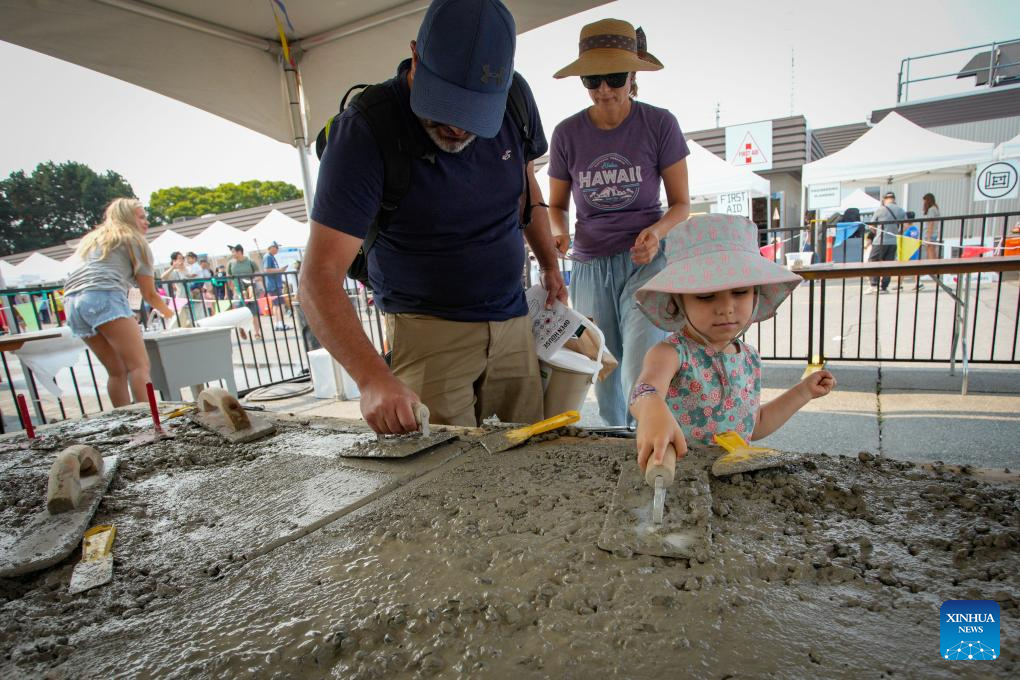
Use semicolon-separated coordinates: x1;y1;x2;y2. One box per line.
581;72;628;89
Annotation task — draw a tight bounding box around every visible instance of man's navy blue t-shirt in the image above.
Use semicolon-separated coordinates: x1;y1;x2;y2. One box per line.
311;61;547;322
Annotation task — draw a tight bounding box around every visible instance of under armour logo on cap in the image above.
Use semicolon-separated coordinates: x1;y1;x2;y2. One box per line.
481;64;505;84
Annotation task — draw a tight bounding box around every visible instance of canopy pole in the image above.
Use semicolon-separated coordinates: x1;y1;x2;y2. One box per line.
282;59;314;219
295;144;314;220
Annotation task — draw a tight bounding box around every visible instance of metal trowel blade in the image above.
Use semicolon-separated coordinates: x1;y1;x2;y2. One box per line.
651;477;666;524
597;449;714;560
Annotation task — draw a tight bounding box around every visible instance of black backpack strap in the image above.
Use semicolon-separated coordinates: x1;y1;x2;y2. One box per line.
506;72;538;227
506;72;536;160
349;80;422;258
316;84;369;160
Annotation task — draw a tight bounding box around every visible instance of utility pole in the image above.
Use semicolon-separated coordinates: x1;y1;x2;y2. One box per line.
789;47;796;116
715;102;720;128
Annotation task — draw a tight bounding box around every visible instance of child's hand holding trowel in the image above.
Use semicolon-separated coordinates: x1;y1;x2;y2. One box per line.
632;391;688;472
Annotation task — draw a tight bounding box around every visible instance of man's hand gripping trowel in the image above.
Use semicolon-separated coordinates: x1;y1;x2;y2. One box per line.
340;403;459;458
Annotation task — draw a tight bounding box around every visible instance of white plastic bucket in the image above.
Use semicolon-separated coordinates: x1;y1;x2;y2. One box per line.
308;348;360;400
539;349;600;418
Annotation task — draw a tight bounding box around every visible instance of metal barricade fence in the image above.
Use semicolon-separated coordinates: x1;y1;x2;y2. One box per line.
1;213;1017;431
796;210;1019;364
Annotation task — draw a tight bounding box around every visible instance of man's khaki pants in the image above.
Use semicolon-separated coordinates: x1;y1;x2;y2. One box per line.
386;314;543;427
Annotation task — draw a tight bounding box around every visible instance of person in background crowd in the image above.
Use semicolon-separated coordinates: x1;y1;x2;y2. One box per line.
161;251;194;326
211;265;229;304
865;192;905;294
185;251;201;278
922;193;941;262
547;18;691;426
186;251;205;299
62;198;173;406
227;244;262;339
262;241;290;331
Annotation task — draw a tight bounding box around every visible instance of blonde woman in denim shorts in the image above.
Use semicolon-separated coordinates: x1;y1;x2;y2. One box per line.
63;198;173;406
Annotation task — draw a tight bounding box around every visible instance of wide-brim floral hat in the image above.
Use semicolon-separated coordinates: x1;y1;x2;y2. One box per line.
635;214;802;333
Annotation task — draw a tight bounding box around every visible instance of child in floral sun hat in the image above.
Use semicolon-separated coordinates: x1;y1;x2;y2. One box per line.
629;214;836;471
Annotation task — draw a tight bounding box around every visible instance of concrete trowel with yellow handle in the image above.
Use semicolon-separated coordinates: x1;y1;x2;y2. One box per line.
68;525;116;595
477;410;580;454
597;444;713;561
339;403;459;458
191;388;276;444
711;431;803;476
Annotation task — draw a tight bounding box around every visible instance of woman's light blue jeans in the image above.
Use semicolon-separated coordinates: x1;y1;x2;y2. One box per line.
569;248;668;426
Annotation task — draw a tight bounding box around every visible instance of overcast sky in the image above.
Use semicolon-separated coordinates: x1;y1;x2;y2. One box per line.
1;0;1017;203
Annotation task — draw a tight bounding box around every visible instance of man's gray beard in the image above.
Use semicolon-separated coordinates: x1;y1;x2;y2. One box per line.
422;122;476;153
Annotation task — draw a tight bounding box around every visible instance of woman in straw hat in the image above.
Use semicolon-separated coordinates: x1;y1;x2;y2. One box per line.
629;215;835;471
62;198;174;406
547;19;691;426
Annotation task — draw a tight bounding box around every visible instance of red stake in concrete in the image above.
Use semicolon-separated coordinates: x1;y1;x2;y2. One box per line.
146;382;162;433
16;394;34;439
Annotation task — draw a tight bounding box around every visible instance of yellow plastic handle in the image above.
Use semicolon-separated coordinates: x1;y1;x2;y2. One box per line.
713;431;769;454
519;410;580;437
81;525;116;562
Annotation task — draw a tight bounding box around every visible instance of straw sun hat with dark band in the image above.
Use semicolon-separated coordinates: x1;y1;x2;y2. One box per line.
553;18;663;78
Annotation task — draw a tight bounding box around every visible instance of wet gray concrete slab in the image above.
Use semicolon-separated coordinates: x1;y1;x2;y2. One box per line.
6;435;1014;679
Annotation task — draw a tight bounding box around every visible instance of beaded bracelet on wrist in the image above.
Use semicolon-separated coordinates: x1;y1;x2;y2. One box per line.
628;382;658;406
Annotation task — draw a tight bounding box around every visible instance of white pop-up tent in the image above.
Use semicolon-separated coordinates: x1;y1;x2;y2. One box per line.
685;140;770;202
0;1;607;206
0;259;19;284
802;112;996;187
838;188;881;214
148;229;196;264
245;209;310;249
997;132;1020;160
10;253;69;285
189;221;257;257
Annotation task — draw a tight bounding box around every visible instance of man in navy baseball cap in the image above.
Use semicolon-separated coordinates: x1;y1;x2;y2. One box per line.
304;0;567;436
409;0;516;138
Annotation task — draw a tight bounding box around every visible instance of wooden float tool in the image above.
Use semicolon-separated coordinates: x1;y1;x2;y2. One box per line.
191;388;276;444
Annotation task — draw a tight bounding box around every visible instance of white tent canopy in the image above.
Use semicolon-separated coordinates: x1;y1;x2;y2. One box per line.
189;221;256;257
997;132;1020;160
802;112;996;187
838;188;881;214
0;1;605;148
0;259;19;285
685;140;770;202
11;252;68;285
148;229;196;264
245;210;310;249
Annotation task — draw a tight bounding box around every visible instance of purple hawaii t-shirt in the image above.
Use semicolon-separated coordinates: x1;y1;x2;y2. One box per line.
548;100;689;261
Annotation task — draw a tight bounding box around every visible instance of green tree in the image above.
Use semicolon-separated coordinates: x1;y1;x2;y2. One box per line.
0;161;135;256
148;180;302;225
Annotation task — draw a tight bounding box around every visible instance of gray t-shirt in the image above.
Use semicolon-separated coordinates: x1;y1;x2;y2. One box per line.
871;203;906;245
63;240;155;296
922;205;940;237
